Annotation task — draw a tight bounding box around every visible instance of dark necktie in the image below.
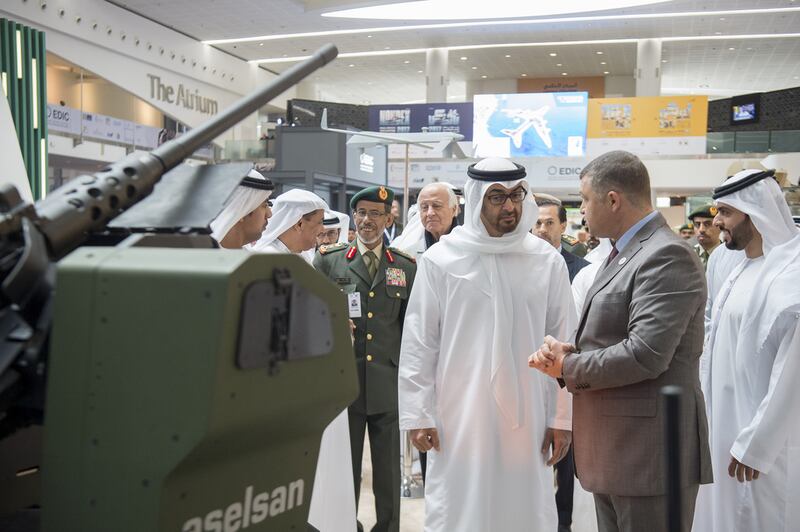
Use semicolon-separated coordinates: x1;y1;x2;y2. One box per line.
605;244;619;268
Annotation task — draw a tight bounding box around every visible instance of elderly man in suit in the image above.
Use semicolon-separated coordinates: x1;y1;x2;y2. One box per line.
530;150;712;532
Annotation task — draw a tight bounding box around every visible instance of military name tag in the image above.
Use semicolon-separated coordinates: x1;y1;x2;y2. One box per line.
386;267;407;287
348;292;362;318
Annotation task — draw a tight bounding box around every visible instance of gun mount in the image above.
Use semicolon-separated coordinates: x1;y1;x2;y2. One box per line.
0;44;358;532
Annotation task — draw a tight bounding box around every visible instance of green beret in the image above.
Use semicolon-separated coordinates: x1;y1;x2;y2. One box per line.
350;186;394;210
688;204;719;221
680;223;694;231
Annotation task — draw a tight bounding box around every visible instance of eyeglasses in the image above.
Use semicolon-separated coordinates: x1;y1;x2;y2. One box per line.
486;189;527;206
353;209;387;220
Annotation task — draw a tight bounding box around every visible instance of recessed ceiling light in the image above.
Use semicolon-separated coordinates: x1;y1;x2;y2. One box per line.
322;1;670;21
604;71;610;74
367;35;372;38
259;43;264;46
715;31;723;35
404;60;410;63
795;75;799;79
385;46;391;50
556;63;563;66
719;17;725;20
600;61;607;64
662;59;668;63
562;72;568;75
206;7;800;45
349;63;355;67
481;75;488;78
460;56;468;60
549;52;557;56
521;73;527;76
728;47;735;50
596;51;604;54
471;66;478;69
505;54;511;58
418;70;423;73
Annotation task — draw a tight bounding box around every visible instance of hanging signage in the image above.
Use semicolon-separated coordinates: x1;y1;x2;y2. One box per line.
368;102;473;139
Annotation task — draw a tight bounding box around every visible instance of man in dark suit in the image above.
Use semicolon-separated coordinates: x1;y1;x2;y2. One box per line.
383;199;404;245
530;151;712;532
533;193;589;532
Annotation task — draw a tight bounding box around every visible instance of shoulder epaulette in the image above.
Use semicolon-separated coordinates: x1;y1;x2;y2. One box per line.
319;242;348;255
388;247;416;263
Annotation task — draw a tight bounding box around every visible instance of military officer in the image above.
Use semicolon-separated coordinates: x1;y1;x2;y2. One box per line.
688;204;722;269
314;185;416;532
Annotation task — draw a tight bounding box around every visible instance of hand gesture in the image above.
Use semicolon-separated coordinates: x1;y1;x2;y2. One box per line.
528;335;575;378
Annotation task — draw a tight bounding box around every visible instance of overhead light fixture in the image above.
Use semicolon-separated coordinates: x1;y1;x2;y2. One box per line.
322;0;670;21
662;59;668;63
204;7;800;45
505;54;511;58
549;52;558;56
404;60;411;63
471;66;478;69
600;61;607;64
249;33;800;64
460;56;468;60
728;47;736;50
418;70;424;73
348;63;355;67
556;63;563;66
596;51;604;54
562;72;568;75
521;73;528;76
481;75;488;78
604;71;610;74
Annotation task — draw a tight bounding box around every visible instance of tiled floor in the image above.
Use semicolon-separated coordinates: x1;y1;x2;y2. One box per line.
356;438;599;532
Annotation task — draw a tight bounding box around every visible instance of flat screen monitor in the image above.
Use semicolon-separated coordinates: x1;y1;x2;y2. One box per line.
730;93;761;125
472;92;589;157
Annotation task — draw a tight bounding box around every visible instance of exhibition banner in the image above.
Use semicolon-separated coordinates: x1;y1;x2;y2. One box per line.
586;95;708;156
473;92;589;158
368;102;473;139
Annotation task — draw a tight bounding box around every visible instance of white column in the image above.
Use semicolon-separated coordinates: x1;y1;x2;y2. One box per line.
635;39;662;96
425;48;448;102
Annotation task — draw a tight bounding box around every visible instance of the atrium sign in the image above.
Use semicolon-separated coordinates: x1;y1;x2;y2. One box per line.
147;74;219;115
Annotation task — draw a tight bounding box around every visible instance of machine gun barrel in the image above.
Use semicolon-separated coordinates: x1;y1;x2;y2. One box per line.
32;44;337;259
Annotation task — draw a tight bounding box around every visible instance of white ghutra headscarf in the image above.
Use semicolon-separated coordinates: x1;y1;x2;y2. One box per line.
209;169;273;243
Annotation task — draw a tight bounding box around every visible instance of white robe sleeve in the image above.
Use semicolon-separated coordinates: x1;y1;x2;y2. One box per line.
731;313;800;474
398;255;442;431
545;260;576;431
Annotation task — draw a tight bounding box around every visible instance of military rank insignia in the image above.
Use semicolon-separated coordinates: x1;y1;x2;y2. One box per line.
385;267;407;287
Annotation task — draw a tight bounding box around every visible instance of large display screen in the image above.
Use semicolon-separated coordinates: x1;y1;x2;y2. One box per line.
730;93;761;125
473;92;588;157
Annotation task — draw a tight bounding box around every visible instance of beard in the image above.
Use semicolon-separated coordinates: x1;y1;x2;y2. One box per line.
722;217;754;250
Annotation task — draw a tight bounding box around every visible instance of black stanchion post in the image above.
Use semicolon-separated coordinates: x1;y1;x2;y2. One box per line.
662;385;682;532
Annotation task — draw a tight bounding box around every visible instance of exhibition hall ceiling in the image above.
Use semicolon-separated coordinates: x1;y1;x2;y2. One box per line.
108;0;800;104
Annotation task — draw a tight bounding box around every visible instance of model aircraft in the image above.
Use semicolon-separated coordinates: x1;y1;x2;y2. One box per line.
320;108;467;158
500;106;552;150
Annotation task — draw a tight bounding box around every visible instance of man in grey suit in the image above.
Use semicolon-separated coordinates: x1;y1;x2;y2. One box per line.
530;150;712;532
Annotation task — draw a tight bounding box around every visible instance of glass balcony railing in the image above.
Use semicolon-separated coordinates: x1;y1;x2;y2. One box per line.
223;139;268;161
707;130;800;154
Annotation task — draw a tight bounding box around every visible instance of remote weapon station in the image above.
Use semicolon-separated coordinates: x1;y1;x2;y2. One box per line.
0;44;357;532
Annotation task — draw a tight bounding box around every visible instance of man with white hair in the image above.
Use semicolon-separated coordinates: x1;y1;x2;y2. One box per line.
251;189;328;262
693;169;800;532
392;182;459;258
398;157;575;531
209;169;274;248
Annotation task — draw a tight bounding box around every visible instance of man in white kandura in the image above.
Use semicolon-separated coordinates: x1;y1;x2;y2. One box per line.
398;157;575;531
209;169;274;249
251;188;355;532
693;169;800;532
251;189;328;264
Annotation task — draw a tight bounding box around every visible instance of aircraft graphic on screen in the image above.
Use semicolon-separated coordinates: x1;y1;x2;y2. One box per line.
500;106;552;149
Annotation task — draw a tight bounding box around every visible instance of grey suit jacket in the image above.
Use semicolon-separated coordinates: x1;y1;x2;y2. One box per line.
562;213;713;496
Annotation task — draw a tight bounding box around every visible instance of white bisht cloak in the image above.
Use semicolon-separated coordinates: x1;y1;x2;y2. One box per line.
694;170;800;532
398;163;575;532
